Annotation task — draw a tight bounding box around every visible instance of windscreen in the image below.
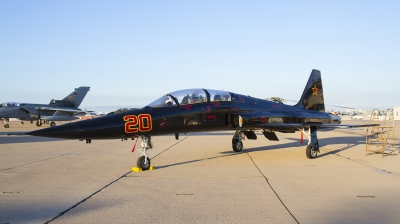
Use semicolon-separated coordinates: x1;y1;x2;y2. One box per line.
146;95;177;108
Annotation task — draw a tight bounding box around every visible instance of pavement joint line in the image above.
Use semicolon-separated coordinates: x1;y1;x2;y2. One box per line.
151;133;192;159
45;134;192;223
44;170;133;224
0;140;121;172
243;148;300;224
151;153;239;170
276;132;399;178
320;145;400;177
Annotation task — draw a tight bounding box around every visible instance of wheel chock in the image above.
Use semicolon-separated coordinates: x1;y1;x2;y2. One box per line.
131;167;142;172
149;166;155;170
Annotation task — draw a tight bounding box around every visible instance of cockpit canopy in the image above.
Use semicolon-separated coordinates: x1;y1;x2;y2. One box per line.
0;102;20;107
146;88;232;108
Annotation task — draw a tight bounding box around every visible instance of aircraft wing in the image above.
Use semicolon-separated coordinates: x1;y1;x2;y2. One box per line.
251;123;380;129
35;106;85;113
233;112;380;130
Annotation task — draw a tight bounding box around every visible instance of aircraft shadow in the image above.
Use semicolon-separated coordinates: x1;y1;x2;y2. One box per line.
154;153;238;170
156;135;368;169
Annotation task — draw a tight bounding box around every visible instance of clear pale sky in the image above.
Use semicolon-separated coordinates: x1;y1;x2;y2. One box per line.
1;1;399;113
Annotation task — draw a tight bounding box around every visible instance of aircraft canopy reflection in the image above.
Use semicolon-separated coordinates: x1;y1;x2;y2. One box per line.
147;88;232;108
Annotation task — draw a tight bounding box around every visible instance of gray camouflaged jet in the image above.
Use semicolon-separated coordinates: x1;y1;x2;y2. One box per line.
0;86;90;128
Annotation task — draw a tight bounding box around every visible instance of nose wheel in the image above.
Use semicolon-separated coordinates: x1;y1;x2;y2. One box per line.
137;156;151;170
136;135;153;170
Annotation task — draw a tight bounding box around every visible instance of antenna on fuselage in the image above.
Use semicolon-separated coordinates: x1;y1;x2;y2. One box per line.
266;97;286;103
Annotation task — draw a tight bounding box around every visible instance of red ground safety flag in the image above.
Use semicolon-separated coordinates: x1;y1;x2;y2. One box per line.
132;137;139;152
300;131;303;145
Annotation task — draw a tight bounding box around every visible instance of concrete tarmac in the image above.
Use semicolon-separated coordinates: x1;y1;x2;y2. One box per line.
1;121;400;223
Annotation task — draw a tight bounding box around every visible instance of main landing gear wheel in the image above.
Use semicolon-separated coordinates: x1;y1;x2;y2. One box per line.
232;139;243;152
36;121;42;127
50;121;56;127
137;156;151;170
306;144;318;159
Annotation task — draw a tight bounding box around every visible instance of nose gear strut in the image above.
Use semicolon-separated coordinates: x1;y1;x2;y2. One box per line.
136;135;153;170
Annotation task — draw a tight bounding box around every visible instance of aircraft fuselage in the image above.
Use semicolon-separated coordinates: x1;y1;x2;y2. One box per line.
31;92;340;140
0;104;74;121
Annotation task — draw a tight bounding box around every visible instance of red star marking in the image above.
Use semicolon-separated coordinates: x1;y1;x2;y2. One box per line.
160;120;166;127
312;84;318;96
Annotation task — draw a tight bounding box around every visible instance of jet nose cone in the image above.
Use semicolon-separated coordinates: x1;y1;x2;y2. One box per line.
26;123;78;139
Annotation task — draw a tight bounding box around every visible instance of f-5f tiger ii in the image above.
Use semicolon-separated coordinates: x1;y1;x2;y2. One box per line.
1;86;90;128
25;70;378;169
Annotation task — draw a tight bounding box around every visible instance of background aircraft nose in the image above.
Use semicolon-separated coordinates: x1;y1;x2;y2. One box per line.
26;123;79;139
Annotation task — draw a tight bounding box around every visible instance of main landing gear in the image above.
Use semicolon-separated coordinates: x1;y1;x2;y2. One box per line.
232;127;320;159
35;119;56;127
137;135;153;170
232;130;244;152
301;126;320;159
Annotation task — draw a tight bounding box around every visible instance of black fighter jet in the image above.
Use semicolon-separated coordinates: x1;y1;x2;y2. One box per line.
25;70;377;169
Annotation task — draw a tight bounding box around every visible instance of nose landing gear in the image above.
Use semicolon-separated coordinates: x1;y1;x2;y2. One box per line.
3;118;10;128
136;135;153;170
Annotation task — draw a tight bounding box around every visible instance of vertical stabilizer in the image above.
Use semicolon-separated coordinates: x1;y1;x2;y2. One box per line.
49;86;90;108
295;70;325;112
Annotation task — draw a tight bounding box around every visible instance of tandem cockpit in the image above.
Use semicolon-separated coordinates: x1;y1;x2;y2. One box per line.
146;88;232;108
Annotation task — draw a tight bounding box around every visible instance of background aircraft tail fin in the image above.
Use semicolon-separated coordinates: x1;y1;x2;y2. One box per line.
49;86;90;108
294;69;325;112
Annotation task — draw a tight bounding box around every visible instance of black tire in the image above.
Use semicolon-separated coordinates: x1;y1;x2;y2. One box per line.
50;122;56;127
137;156;151;170
4;124;9;128
306;144;318;159
232;139;243;152
36;121;42;127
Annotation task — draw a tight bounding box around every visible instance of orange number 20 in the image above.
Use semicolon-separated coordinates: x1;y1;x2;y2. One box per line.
124;114;152;133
